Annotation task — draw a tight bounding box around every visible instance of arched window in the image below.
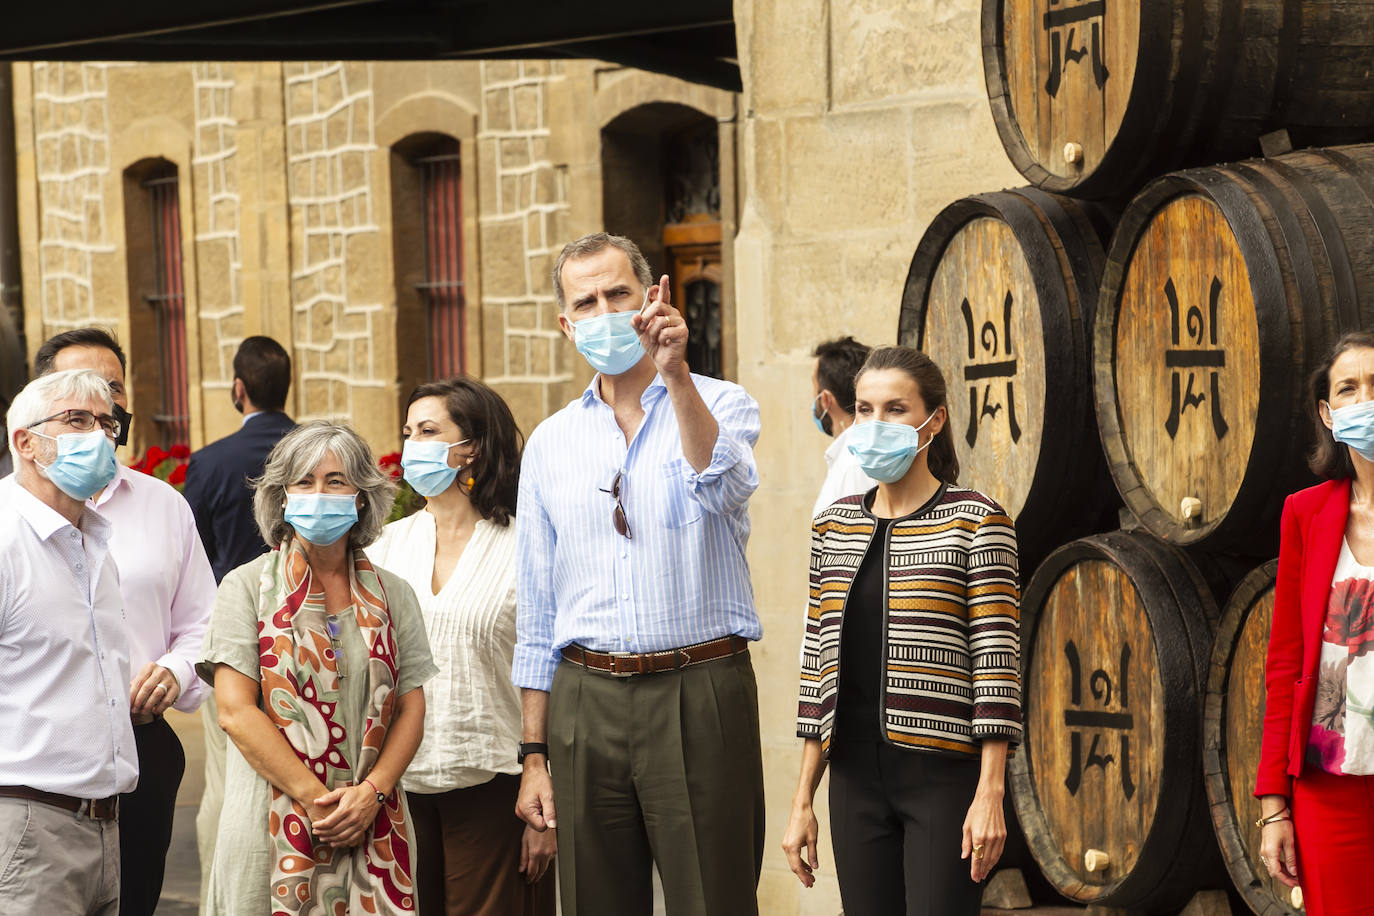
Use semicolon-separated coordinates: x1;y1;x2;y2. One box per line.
391;133;465;388
124;158;188;448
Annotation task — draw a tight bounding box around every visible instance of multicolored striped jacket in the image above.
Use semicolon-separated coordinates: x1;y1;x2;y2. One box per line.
796;486;1022;758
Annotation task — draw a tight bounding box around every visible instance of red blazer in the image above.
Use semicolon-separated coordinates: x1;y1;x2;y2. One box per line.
1255;477;1350;798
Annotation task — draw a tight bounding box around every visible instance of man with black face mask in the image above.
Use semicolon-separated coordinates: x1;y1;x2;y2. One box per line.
811;336;876;518
182;335;296;583
33;327;217;916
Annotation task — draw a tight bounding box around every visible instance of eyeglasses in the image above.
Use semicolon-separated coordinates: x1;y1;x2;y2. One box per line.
325;615;346;680
598;469;631;540
27;408;121;440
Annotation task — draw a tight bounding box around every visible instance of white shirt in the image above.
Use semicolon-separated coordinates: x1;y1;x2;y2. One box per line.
812;423;878;518
91;464;216;710
0;475;138;797
369;510;522;792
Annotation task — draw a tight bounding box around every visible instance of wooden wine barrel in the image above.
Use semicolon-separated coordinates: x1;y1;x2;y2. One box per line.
982;0;1374;198
1010;530;1222;912
1204;561;1299;916
1093;145;1374;554
900;188;1117;572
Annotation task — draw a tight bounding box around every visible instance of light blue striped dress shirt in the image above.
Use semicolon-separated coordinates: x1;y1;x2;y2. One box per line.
512;372;764;691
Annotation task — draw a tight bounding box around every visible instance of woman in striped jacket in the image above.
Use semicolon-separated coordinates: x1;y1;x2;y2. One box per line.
781;346;1022;916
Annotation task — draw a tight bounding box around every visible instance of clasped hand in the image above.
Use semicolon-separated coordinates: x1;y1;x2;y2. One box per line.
307;784;379;848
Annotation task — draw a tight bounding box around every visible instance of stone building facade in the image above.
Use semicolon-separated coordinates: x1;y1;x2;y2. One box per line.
12;58;735;453
11;2;1019;912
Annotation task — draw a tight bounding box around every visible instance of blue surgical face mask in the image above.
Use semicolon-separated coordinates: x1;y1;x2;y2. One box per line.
33;429;119;500
1329;399;1374;461
573;295;647;376
812;394;832;437
285;493;359;546
846;414;938;484
401;437;470;497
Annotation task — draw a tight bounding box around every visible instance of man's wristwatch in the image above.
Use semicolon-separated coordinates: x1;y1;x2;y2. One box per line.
518;742;549;764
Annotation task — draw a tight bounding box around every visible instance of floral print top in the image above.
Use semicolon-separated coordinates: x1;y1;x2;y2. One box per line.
1309;538;1374;774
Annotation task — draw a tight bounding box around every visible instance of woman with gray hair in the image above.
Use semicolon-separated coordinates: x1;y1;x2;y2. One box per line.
197;421;437;916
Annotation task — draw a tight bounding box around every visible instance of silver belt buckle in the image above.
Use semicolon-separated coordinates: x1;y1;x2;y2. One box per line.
606;651;640;677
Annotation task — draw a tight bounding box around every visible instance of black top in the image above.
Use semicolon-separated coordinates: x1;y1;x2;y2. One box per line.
835;485;948;744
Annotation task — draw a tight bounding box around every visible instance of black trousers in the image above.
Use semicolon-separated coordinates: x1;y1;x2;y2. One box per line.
828;741;983;916
118;717;185;916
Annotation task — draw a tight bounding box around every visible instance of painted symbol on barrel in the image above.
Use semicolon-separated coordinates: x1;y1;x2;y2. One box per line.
1163;276;1229;441
1063;640;1136;800
960;292;1022;448
1043;0;1110;98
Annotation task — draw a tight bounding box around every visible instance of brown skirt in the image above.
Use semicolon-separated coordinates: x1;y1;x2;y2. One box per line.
408;773;556;916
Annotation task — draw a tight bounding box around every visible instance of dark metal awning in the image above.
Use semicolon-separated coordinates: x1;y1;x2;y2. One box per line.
0;0;741;91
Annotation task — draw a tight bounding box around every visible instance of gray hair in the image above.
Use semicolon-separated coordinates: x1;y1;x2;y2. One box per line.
7;368;113;466
552;232;654;311
252;420;396;549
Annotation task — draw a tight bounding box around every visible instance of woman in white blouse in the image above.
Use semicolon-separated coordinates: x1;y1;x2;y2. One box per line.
369;378;555;916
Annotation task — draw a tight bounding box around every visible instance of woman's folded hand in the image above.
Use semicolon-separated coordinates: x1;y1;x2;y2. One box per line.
311;784;380;847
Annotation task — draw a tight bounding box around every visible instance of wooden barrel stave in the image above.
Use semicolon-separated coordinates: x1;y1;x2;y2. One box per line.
1011;530;1223;912
982;0;1374;198
1203;561;1300;916
900;189;1118;572
1094;145;1374;553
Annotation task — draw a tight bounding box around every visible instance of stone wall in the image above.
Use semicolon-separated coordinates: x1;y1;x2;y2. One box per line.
732;1;1024;913
26;63;125;333
475;59;580;431
12;58;734;452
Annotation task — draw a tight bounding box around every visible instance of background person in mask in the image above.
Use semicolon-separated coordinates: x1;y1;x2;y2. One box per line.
513;231;765;915
811;335;875;519
1257;330;1374;914
0;367;135;915
368;377;555;916
184;334;297;583
197;420;436;916
34;327;217;916
784;345;1021;916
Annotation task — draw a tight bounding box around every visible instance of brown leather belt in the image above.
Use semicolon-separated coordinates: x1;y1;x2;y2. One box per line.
0;785;119;820
561;635;749;677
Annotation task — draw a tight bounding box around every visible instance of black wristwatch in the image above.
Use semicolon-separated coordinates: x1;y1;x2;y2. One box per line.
518;742;549;764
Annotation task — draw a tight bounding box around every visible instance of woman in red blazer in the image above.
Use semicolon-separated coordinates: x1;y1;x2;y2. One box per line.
1258;330;1374;915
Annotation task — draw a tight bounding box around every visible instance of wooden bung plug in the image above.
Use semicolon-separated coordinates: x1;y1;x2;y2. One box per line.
1084;849;1110;873
1292;886;1304;909
1180;496;1203;524
1063;142;1083;165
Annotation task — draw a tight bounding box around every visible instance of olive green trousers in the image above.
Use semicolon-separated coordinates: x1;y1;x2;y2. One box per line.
547;650;765;916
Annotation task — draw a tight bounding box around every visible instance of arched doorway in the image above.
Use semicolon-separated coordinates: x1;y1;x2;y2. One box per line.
601;104;724;379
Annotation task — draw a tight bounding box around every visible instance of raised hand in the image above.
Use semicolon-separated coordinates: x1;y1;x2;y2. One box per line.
632;274;689;376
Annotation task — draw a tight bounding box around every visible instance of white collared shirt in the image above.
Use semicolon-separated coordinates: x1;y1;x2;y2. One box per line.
812;423;877;519
0;475;138;797
91;464;216;709
369;510;522;791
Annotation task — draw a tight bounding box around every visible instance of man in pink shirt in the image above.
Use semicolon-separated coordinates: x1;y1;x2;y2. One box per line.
34;328;217;916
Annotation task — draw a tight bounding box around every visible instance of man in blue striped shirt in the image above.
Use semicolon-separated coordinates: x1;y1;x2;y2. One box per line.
513;232;765;915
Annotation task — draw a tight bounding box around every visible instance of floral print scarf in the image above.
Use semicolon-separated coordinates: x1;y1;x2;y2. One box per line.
257;536;416;915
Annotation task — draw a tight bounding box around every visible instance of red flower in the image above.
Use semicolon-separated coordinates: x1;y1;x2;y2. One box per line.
170;443;190;459
169;463;187;486
1326;578;1374;657
144;446;169;470
378;452;404;479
